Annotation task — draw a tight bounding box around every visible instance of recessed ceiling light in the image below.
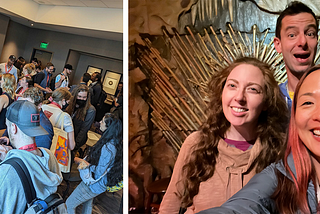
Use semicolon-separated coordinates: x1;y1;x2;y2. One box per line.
31;23;34;26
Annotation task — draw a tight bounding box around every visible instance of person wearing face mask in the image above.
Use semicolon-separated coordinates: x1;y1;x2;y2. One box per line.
41;87;75;152
66;84;96;156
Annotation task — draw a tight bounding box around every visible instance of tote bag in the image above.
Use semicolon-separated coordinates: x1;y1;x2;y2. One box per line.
50;112;71;173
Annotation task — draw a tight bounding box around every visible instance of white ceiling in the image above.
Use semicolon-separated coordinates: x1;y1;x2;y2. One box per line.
0;0;123;41
32;0;122;9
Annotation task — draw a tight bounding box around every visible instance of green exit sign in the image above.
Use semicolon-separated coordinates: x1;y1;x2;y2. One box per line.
40;42;48;49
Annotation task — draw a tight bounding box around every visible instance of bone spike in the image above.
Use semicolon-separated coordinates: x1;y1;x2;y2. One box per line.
228;0;233;22
215;0;218;16
208;0;212;19
252;24;257;57
201;0;205;22
191;5;197;26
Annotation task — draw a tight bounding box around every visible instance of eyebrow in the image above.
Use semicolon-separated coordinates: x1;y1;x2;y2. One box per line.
298;92;314;99
285;24;317;32
226;79;263;88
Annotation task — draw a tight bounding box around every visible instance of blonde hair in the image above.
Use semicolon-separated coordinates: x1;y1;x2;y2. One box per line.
23;63;35;75
52;87;71;103
2;73;16;99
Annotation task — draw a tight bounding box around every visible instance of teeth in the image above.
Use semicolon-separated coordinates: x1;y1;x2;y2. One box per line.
313;129;320;136
232;107;247;112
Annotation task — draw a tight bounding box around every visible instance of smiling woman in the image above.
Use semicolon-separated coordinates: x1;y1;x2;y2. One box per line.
158;57;289;214
197;64;320;214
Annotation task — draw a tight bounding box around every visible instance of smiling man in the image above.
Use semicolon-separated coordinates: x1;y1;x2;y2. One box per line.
274;1;318;110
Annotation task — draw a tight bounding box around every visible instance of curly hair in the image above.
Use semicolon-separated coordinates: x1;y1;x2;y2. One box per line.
23;87;44;106
86;113;123;186
65;84;91;121
180;57;289;208
1;73;16;99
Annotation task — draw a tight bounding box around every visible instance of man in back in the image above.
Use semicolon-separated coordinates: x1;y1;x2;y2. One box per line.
0;55;18;81
0;100;62;213
55;64;73;90
34;62;55;95
274;1;318;109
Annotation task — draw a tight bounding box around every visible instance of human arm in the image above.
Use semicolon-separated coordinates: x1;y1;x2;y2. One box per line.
34;73;52;93
67;131;75;150
159;132;200;214
55;74;65;89
0;95;9;113
196;164;279;214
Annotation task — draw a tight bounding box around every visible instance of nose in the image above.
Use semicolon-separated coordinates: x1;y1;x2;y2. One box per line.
235;89;246;104
297;34;308;48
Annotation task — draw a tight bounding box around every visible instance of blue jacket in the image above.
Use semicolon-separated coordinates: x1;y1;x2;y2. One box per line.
197;154;318;214
279;81;292;111
79;142;116;194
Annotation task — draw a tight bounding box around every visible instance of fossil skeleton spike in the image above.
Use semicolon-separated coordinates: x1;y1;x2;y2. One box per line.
214;0;218;16
228;0;233;22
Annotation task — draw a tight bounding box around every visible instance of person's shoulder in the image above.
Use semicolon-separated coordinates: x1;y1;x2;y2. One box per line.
181;131;202;148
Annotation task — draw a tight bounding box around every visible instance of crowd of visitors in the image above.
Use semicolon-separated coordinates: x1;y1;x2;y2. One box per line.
0;55;123;213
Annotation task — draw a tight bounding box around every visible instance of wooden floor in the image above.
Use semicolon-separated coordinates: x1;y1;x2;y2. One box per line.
57;163;123;214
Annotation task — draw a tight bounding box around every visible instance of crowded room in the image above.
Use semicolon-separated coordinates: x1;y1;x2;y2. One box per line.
0;1;123;214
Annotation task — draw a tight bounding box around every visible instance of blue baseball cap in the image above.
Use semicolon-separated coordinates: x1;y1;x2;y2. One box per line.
6;100;48;137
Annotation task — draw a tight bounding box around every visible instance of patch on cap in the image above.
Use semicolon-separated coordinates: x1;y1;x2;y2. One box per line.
31;114;40;123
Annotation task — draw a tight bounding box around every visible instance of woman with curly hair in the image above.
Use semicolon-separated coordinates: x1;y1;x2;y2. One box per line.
0;73;16;129
159;57;289;214
66;112;123;214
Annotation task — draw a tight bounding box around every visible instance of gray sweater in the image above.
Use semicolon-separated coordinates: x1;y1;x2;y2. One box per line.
0;148;62;214
197;154;318;214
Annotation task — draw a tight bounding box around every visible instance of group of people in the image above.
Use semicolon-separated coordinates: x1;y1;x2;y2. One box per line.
0;55;123;213
160;1;320;214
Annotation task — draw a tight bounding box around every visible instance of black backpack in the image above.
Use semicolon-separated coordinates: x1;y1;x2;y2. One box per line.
2;157;67;214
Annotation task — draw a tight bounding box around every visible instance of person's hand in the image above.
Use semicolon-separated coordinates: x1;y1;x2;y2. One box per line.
0;136;10;145
45;87;52;93
74;157;83;164
60;75;66;81
0;144;12;161
77;159;90;170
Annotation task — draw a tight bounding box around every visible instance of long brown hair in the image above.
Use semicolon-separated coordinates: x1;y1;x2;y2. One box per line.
180;57;289;208
272;65;320;214
66;84;91;121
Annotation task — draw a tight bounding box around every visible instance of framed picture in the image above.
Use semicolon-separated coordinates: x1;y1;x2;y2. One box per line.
103;70;122;95
86;65;102;75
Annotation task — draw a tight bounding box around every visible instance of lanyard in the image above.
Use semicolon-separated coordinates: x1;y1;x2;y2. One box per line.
5;64;13;73
51;101;61;109
19;143;37;151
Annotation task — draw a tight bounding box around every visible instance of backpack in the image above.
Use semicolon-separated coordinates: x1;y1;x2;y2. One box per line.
2;157;67;214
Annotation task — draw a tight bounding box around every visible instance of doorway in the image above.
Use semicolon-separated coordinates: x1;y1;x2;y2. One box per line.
31;49;53;70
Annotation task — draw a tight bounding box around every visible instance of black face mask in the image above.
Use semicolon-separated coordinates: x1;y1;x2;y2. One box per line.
76;99;86;108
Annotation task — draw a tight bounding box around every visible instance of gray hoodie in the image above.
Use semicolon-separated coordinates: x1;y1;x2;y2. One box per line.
0;148;62;214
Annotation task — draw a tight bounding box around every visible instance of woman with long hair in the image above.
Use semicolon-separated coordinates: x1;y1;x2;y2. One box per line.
198;64;320;214
66;84;96;155
159;57;289;214
66;112;123;214
0;73;16;129
41;87;75;150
